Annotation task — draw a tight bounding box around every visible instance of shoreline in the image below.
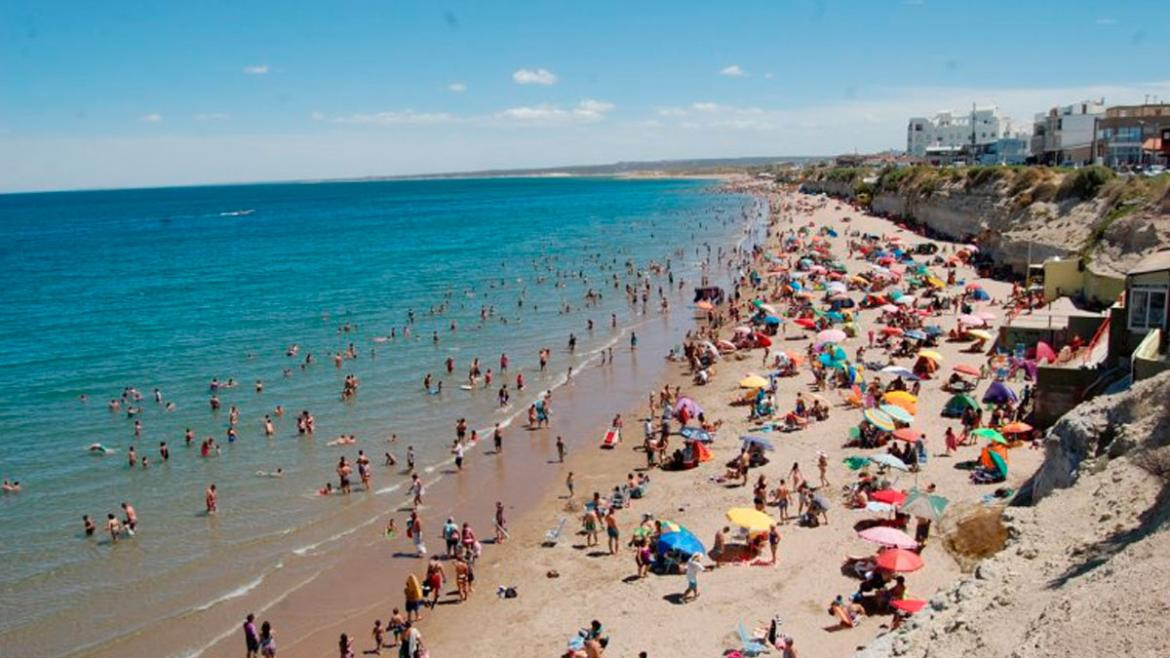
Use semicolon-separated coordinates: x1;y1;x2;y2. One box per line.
64;180;769;658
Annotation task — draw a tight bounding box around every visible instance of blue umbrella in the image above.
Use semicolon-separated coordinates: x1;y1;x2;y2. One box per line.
656;530;706;557
679;426;714;443
924;325;944;336
764;316;782;325
904;330;927;341
740;435;776;452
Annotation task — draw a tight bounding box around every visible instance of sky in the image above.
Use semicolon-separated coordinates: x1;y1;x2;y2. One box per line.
2;0;1169;192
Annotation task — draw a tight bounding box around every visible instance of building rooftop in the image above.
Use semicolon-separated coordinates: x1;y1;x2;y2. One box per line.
1128;250;1170;276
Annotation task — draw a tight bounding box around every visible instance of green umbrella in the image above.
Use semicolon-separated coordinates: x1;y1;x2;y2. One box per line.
989;451;1009;477
972;428;1007;444
900;489;949;521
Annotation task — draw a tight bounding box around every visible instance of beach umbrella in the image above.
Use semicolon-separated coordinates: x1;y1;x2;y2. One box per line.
783;350;805;365
917;350;943;363
758;303;777;315
870;489;908;505
817;329;847;344
878;304;899;313
674;397;703;417
892;427;922;442
988;450;1009;477
881;326;904;336
764;316;782;325
716;339;737;351
754;333;772;348
734;326;753;336
894;295;916;306
1001;421;1033;435
656;530;705;557
864;408;896;432
954;364;980;377
880;404;915;425
794;318;816;330
965;282;983;292
699;340;721;361
726;508;777;533
924;325;944;336
869;454;909;472
900;489;949;521
959;314;985;327
679;426;714;443
1035;341;1057;364
826;281;847;293
739;374;769;389
696;301;715;311
891;599;928;614
904;329;927;341
972;428;1007;444
866;501;895;513
858;526;918;549
882;391;918;414
880;365;919;380
982;380;1018;405
875;548;925;573
740;435;775;452
968;329;993;341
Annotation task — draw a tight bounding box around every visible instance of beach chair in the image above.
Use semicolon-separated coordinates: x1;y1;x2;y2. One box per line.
737;622;770;656
543;517;567;547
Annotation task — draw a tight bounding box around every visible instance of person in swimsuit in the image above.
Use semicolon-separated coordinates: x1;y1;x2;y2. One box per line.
337;457;352;494
454;555;471;601
258;621;276;657
604;508;620;555
83;515;96;537
583;508;599;547
205;484;218;514
425;558;445;608
106;513;122;543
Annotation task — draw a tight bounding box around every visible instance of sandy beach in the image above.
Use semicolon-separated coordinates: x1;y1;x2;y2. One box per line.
408;187;1045;658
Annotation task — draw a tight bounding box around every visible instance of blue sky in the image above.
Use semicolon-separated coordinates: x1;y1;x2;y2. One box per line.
2;0;1168;191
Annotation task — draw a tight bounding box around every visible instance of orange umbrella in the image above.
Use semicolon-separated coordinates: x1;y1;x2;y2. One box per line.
875;548;924;573
892;427;922;442
953;364;979;377
696;301;714;311
1001;421;1033;434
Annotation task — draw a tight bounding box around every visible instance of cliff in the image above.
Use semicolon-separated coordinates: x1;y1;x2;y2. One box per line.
802;166;1170;278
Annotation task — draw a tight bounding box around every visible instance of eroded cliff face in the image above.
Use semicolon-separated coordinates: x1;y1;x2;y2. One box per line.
802;170;1169;278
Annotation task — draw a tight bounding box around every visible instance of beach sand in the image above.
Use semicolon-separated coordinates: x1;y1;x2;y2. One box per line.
411;188;1044;658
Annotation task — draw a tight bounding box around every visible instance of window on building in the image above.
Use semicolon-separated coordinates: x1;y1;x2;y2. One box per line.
1117;126;1142;142
1129;284;1169;331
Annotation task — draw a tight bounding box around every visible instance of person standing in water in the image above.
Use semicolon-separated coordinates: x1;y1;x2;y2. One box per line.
205;484;218;515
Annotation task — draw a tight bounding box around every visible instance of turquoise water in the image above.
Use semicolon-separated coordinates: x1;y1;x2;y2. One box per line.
0;177;758;654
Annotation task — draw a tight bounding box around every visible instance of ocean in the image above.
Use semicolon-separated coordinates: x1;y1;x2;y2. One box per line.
0;177;763;656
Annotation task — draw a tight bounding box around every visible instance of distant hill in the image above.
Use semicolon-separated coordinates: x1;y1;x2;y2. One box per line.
346;156;826;181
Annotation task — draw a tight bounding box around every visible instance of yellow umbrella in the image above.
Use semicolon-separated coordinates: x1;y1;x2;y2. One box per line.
882;391;918;414
926;276;945;289
738;374;769;389
918;350;944;363
968;329;992;341
725;508;776;532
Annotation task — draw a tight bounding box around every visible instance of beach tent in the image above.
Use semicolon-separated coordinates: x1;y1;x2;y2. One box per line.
979;445;1009;478
982;380;1018;405
740;435;776;452
970;288;991;301
912;356;938;379
691;441;712;463
942;394;980;417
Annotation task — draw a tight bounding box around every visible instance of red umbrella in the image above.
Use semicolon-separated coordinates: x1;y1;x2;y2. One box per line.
875;548;924;573
881;326;903;336
754;333;772;348
1035;341;1056;363
870;489;907;505
794;318;816;330
891;599;927;613
953;364;979;377
892;427;920;442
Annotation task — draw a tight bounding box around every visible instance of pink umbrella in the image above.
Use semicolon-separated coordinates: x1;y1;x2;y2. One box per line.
858;526;919;549
1035;341;1057;363
817;329;847;344
958;314;985;327
879;304;900;313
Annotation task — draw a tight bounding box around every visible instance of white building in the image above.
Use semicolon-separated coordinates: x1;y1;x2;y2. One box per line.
1031;99;1106;164
906;106;1014;158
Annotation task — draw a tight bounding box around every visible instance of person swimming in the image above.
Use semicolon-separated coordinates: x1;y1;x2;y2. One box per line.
87;443;114;455
256;469;285;478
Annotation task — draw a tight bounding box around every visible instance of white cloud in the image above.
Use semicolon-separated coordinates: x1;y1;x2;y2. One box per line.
447;82;467;93
512;68;558;85
495;99;614;124
195;113;229;121
691;102;721;113
242;64;270;75
317;110;459;125
139;113;162;123
719;65;747;77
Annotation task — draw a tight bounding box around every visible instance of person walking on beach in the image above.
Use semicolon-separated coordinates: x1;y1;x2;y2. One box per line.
494;501;508;543
407;511;425;556
566;472;575;499
604;507;620;555
768;524;781;565
682;553;705;602
259;621;276;657
409;474;423;508
244;613;260;658
817;452;830;487
492;423;503;454
556;435;566;463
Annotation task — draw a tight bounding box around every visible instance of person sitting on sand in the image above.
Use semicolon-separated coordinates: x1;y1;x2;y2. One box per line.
828;595;865;628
